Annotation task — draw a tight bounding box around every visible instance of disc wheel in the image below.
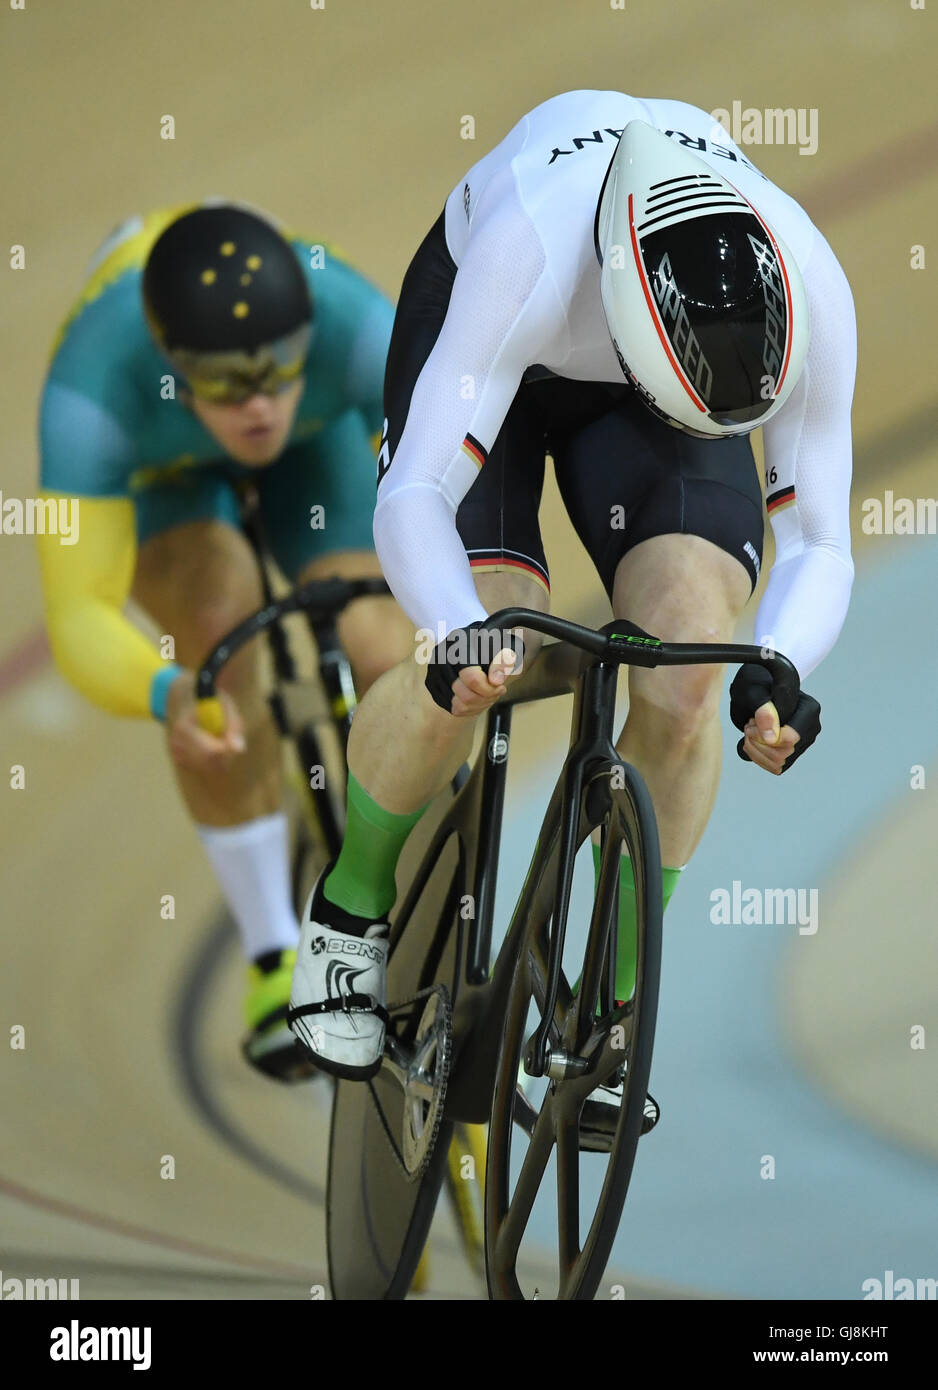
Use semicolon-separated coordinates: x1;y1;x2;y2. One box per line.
326;798;461;1299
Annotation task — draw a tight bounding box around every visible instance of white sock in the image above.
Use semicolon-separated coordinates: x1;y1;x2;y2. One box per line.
197;812;300;962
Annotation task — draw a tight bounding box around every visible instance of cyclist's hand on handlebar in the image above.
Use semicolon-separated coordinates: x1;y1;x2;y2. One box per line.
740;707;801;775
424;621;525;716
165;671;246;770
450;648;520;718
729;662;821;775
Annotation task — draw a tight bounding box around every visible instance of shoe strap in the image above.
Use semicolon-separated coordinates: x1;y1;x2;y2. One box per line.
287;996;390;1024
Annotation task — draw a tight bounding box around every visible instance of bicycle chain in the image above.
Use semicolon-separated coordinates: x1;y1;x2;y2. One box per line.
363;985;452;1183
406;986;452;1180
384;983;443;1018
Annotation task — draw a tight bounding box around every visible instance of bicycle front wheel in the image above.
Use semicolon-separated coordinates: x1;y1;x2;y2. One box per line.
485;758;663;1300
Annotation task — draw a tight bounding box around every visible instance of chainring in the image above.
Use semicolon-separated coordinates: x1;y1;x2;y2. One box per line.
399;985;452;1179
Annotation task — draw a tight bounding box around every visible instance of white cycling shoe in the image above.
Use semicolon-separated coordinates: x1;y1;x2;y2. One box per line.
288;871;390;1080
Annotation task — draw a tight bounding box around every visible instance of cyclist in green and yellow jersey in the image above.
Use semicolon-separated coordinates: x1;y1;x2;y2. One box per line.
36;202;413;1079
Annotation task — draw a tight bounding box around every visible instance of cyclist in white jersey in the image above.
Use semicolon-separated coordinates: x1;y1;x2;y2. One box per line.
286;91;857;1093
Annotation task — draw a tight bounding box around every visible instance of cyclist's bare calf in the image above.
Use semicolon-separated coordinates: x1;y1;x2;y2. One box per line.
346;569;549;815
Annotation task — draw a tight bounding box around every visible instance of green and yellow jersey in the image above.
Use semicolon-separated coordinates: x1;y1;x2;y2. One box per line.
37;205;394;718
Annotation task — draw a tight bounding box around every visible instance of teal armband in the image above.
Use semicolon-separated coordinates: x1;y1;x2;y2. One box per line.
150;664;181;721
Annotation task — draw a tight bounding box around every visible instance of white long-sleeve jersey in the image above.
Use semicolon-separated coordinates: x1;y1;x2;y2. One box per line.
374;90;857;679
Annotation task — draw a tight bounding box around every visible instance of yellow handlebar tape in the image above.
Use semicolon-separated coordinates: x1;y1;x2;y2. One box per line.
196;696;226;736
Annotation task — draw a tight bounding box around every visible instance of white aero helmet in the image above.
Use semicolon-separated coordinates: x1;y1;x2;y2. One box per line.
596;120;809;438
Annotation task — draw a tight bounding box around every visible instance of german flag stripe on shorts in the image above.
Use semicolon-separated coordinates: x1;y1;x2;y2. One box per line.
766;485;795;514
468;551;550;595
461;433;487;469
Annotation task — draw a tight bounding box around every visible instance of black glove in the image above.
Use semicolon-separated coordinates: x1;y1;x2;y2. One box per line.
730;662;821;773
424;621;525;713
729;663;776;731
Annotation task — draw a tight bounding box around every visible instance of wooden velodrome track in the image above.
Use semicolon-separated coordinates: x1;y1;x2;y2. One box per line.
2;1;936;1298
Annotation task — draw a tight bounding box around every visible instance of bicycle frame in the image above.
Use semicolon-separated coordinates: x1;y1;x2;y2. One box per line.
196;489;391;858
320;605;798;1299
387;609;800;1122
236;483;359;741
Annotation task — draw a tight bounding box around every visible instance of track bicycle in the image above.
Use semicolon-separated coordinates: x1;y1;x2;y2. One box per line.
320;610;799;1300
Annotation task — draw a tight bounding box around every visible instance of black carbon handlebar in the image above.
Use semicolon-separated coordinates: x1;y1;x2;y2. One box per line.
194;592;800;751
482;608;800;727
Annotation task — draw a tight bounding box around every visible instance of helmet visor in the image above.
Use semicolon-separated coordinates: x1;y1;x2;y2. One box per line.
168;322;313;404
638;215;790;421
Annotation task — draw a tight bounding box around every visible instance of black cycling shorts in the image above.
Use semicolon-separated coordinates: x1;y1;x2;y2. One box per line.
383;209;765;600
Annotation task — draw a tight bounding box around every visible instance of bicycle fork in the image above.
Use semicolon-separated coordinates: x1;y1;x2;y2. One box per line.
526;658;621;1080
445;660;622;1118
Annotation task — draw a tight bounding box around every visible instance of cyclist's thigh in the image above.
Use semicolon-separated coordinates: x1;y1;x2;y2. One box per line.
132;478;263;675
613;531;753;717
300;544;414;691
472;568;549;670
613;534;751;645
133;465;242;558
553;390;762;639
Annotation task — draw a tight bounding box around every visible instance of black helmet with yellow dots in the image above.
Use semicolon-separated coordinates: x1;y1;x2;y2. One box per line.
142;203;314;402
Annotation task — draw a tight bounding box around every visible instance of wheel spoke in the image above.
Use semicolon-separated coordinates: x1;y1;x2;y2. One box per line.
495;1101;555;1269
555;1117;581;1278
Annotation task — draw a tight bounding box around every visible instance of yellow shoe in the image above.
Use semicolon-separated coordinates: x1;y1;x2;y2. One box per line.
242;949;319;1083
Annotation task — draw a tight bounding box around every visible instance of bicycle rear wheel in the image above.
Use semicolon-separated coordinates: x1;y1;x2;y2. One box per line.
326;1064;454;1299
485;758;662;1300
326;791;462;1299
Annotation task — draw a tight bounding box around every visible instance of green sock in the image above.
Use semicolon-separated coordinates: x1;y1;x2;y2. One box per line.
577;848;683;1004
323;773;429;920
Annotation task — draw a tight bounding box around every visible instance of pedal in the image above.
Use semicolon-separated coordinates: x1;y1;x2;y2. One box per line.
579;1083;660;1152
